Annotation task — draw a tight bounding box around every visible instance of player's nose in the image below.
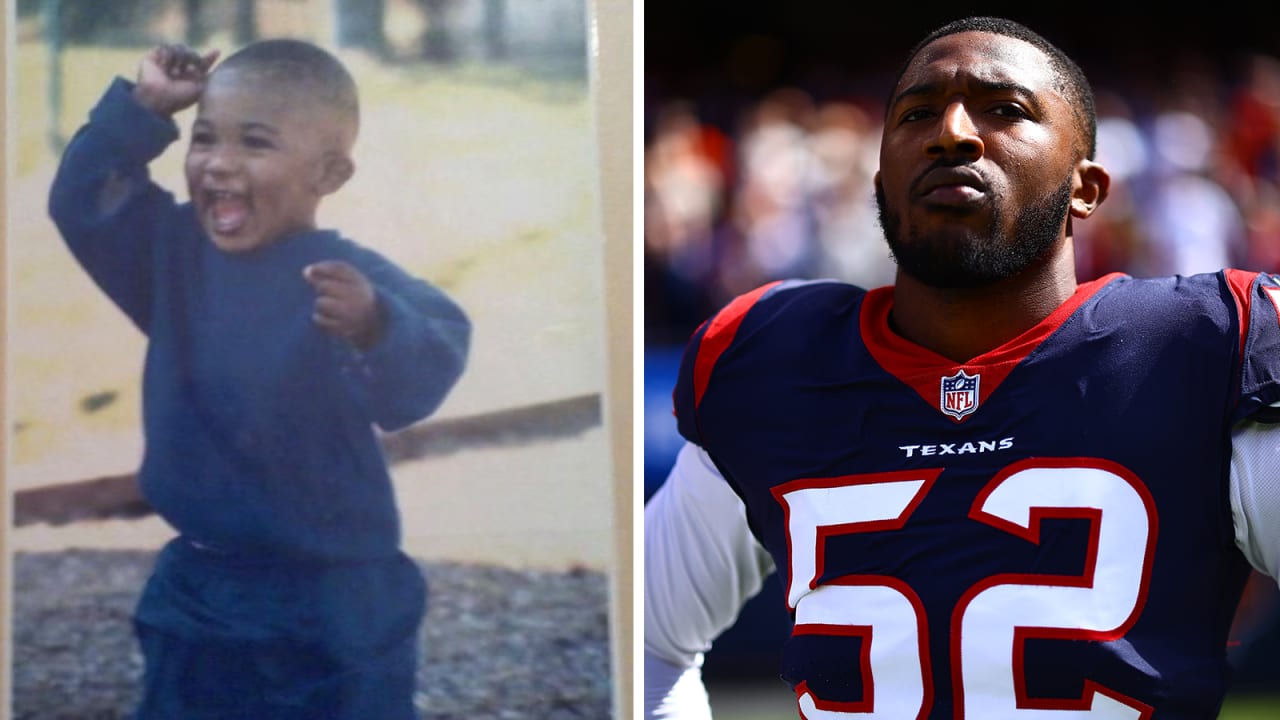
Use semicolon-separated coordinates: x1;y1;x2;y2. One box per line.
926;102;984;161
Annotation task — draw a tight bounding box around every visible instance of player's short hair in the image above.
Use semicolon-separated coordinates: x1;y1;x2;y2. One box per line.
216;38;359;136
891;17;1097;159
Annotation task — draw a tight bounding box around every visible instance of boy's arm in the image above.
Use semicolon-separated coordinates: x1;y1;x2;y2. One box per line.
47;45;217;331
306;254;471;432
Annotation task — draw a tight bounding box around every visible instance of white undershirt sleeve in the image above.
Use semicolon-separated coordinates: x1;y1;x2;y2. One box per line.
644;442;776;719
1229;416;1280;581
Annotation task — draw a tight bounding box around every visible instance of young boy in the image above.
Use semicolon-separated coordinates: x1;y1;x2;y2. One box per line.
48;39;470;719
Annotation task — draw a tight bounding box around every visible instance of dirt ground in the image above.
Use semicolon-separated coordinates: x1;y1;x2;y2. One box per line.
13;548;613;720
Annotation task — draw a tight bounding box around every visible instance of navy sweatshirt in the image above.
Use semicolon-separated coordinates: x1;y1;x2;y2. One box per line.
49;78;471;563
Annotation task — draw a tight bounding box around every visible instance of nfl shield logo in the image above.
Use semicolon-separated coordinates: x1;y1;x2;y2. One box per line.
940;369;980;420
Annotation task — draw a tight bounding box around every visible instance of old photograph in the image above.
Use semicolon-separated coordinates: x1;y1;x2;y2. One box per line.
7;0;624;717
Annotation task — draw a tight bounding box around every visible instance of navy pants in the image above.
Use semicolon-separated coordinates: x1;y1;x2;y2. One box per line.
131;538;426;720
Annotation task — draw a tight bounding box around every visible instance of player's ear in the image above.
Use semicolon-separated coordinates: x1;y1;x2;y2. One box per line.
1069;159;1109;219
315;152;355;196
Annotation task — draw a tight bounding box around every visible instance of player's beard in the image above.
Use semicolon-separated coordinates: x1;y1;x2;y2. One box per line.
876;174;1074;289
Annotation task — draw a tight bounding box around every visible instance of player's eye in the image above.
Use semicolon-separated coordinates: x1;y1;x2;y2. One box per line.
899;107;935;124
989;103;1031;120
190;130;215;146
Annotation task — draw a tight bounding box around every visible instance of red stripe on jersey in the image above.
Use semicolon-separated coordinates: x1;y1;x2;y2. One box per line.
860;273;1125;422
1224;268;1259;361
693;281;783;408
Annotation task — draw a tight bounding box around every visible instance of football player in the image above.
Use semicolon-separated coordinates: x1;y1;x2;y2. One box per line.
645;16;1280;719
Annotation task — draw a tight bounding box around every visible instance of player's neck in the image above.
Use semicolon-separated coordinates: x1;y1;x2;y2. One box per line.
888;242;1078;363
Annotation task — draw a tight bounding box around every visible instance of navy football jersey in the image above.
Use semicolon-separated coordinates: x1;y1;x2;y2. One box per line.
672;271;1280;719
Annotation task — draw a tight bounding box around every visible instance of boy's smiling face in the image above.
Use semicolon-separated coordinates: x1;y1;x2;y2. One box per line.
185;68;353;253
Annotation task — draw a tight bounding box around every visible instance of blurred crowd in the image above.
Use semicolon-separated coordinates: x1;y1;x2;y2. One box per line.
644;51;1280;345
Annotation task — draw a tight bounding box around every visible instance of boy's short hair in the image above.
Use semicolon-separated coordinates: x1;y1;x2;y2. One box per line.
217;39;360;139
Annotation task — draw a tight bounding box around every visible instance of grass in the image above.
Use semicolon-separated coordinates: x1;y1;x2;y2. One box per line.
707;682;1280;719
10;41;604;473
1222;696;1280;719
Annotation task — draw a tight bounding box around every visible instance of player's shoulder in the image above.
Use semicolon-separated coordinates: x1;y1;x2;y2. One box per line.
1093;270;1280;330
1101;269;1279;302
672;279;865;432
693;278;866;351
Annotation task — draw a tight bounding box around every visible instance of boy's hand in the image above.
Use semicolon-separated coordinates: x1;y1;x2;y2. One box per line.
304;261;384;350
133;44;220;117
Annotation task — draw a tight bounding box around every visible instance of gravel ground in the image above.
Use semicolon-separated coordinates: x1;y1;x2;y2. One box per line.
13;550;614;719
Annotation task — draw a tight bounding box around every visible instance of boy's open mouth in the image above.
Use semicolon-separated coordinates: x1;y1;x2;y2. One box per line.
208;191;250;234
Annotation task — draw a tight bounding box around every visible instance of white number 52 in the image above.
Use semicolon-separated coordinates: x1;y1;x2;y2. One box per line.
772;458;1157;719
